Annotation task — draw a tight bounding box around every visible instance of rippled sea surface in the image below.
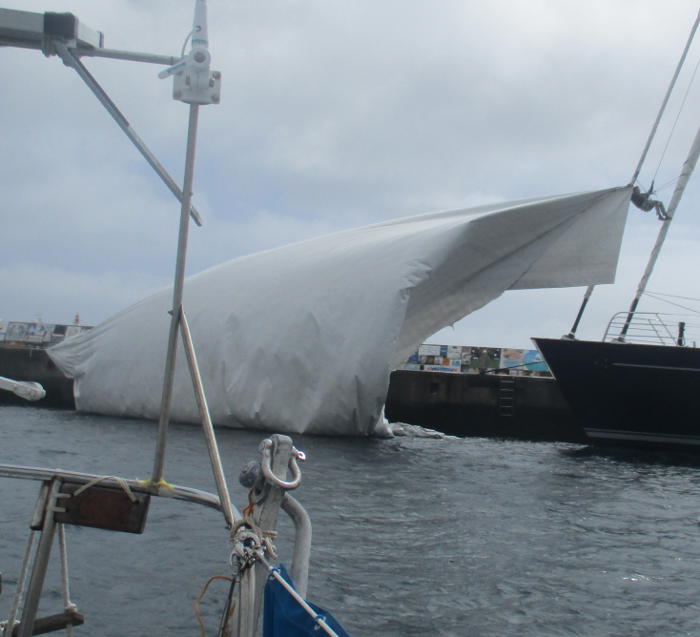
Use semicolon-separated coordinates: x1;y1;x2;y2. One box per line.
3;406;700;636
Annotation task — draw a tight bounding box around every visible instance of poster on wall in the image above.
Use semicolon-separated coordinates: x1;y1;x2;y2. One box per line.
522;349;550;374
461;346;501;373
447;345;462;359
401;344;550;375
500;348;526;371
418;344;442;357
5;322;29;343
1;322;92;346
499;348;550;375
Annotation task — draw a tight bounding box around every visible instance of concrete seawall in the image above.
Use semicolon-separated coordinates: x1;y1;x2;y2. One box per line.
0;346;74;407
0;346;584;443
386;370;585;443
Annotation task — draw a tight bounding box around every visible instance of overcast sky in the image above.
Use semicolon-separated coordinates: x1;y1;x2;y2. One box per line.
2;0;700;349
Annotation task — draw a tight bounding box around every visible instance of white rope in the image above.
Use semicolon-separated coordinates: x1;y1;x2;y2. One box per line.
73;476;136;502
1;532;36;637
230;514;278;566
58;525;77;637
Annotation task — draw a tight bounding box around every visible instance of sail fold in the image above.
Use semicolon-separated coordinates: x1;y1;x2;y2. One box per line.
49;186;631;436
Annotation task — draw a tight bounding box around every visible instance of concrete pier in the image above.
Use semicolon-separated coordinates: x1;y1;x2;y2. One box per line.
0;346;585;443
385;370;585;443
0;346;74;407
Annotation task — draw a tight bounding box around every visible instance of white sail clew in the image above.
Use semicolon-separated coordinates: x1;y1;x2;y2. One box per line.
49;186;631;436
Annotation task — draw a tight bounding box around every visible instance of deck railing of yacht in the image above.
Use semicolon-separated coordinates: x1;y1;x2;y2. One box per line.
603;311;700;346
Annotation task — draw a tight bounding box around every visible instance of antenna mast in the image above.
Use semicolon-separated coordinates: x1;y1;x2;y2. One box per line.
150;0;235;527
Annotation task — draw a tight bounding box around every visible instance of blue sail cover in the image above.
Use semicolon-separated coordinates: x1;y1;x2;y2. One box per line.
263;565;350;637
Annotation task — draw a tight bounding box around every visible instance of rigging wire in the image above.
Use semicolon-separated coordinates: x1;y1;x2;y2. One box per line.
643;291;700;314
565;10;700;339
650;53;700;186
630;8;700;185
645;290;700;302
651;175;680;193
217;576;237;637
568;10;700;339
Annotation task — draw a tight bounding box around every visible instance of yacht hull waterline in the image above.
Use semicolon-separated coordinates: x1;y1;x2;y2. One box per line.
534;337;700;450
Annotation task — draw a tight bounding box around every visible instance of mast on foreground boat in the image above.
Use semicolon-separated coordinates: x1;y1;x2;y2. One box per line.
0;5;343;635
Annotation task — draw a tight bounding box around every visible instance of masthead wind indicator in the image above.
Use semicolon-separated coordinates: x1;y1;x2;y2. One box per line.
158;0;221;105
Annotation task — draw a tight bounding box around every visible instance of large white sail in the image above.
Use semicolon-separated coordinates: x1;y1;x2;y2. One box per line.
49;186;631;436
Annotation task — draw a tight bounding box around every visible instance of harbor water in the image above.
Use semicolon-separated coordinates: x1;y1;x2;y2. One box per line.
2;406;700;636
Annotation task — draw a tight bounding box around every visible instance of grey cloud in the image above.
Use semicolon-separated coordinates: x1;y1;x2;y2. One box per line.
2;0;699;347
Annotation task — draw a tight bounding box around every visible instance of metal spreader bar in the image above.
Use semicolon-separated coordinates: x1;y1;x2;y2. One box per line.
53;41;203;227
0;8;203;226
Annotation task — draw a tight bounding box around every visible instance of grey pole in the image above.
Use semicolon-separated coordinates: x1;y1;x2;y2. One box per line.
281;494;312;597
179;307;237;527
17;480;61;637
74;47;178;66
152;103;200;483
565;284;595;338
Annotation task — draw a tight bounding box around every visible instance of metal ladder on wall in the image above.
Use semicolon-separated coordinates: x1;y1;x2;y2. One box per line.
497;376;516;417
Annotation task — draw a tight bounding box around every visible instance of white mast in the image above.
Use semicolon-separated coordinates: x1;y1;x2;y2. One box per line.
566;8;700;338
618;126;700;340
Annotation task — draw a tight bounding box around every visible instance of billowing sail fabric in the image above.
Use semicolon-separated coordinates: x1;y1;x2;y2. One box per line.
49;186;631;436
